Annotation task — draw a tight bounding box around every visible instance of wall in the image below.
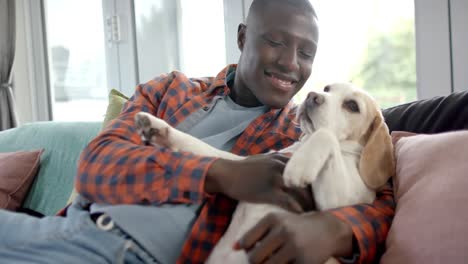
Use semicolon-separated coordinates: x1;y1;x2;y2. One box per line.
415;0;468;99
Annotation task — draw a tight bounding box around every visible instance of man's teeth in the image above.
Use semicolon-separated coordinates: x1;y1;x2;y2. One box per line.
271;75;292;84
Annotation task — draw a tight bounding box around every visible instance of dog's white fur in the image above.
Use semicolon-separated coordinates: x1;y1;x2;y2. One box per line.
134;83;395;264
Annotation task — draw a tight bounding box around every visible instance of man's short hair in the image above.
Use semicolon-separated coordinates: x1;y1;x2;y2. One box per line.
247;0;318;21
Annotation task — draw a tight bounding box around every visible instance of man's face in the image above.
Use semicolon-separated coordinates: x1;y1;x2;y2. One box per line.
236;3;319;109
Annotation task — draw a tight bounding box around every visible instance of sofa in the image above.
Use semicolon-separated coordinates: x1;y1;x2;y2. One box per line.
0;89;467;262
0;89;128;216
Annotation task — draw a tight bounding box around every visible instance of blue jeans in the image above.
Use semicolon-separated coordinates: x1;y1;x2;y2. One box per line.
0;201;158;264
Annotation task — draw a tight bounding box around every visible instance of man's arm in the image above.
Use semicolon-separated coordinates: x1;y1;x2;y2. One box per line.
329;182;395;263
75;73;218;205
236;183;394;263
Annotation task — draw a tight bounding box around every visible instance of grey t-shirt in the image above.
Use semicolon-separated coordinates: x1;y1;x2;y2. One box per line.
90;95;267;263
188;95;267;151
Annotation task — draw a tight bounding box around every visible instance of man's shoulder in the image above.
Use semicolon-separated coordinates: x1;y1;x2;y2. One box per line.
152;70;220;94
146;65;233;94
161;71;216;88
188;76;217;91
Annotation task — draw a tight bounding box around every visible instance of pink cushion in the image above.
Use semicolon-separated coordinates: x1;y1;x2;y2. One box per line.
381;131;468;263
0;150;43;211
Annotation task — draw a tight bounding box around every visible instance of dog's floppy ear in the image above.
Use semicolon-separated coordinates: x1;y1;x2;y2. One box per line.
359;112;395;190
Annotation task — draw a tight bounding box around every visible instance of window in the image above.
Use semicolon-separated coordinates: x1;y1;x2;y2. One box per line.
44;0;109;121
27;0;423;122
134;0;226;83
298;0;417;108
43;0;227;121
177;0;226;78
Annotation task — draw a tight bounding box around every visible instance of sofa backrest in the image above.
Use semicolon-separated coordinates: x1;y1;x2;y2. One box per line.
0;121;101;215
383;90;468;133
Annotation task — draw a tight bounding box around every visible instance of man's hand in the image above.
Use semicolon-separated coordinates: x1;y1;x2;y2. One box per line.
235;211;353;264
205;153;315;213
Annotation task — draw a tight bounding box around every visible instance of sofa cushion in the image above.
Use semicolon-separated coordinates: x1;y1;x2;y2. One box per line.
0;150;43;211
0;122;101;215
382;90;468;133
381;131;468;263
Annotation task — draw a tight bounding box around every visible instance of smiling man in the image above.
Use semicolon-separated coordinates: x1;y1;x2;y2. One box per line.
0;0;394;263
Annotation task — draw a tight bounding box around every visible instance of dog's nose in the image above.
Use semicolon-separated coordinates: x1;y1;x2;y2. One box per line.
306;91;324;106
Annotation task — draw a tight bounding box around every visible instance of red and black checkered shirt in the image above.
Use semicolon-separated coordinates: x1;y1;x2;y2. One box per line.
76;65;395;264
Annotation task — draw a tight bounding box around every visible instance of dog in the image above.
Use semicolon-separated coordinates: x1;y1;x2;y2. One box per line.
134;82;395;264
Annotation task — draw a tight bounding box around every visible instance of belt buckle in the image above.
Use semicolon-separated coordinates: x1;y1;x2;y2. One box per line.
96;214;114;231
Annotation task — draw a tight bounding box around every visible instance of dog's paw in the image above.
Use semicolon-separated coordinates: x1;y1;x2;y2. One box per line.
283;156;310;188
134;112;171;147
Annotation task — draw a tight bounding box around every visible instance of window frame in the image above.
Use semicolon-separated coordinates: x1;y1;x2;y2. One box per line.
450;0;468;93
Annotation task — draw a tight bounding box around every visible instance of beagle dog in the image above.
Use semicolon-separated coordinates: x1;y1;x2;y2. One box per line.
134;83;395;264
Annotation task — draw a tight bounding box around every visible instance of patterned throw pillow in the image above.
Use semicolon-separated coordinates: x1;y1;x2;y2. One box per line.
102;88;130;129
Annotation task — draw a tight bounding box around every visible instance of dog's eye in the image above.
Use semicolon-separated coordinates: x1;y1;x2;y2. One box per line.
344;100;360;113
324;85;331;92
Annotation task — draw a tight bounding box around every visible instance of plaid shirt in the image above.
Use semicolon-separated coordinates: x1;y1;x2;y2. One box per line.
76;65;395;264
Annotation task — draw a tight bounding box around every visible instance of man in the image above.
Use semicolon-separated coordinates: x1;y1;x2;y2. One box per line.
0;0;394;263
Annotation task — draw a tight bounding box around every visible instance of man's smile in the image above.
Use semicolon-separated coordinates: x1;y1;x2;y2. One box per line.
264;71;298;92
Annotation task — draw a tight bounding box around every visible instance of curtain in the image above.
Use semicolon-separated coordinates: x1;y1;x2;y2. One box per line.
0;0;18;131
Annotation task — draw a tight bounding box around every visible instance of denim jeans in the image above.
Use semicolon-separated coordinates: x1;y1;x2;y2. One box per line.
0;201;158;264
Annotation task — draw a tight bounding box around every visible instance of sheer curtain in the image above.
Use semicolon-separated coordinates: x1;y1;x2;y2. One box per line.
0;0;18;130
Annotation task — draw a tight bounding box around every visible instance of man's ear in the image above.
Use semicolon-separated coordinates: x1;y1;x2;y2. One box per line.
237;23;247;51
